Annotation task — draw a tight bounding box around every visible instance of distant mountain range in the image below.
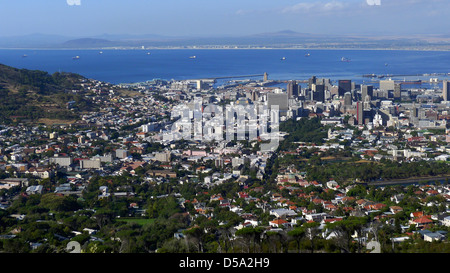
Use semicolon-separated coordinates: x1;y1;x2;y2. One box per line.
1;30;450;50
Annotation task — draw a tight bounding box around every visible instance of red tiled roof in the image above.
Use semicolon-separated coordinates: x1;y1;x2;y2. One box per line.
413;216;433;224
271;219;289;225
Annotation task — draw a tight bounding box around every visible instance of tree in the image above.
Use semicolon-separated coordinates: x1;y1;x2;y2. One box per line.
287;227;305;253
303;222;321;253
183;226;205;253
217;226;234;253
93;209;115;229
265;231;282;253
325;217;368;253
115;223;142;253
235;227;264;253
39;193;81;212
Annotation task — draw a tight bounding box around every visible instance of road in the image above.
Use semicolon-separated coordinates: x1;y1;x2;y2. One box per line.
364;175;450;187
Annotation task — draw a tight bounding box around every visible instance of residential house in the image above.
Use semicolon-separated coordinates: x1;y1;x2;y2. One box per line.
409;215;433;228
146;169;177;178
269;208;297;219
418;230;447;242
26;185;43;195
25;167;54;179
0;178;29;189
304;212;329;222
442;216;450;227
270;218;290;228
389;206;403;214
424;232;445;242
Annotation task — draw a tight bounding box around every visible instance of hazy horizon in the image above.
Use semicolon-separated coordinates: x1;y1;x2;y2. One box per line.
0;0;449;39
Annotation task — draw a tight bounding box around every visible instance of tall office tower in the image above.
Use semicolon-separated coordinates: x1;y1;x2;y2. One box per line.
443;80;450;101
361;85;374;101
287;81;299;98
344;92;352;106
312;84;325;102
308;76;317;90
352;90;359;102
351;82;360;92
338;80;352;97
264;72;269;81
267;93;289;111
394;83;402;99
251;90;260;102
379;79;395;91
356;101;364;125
411;104;418;118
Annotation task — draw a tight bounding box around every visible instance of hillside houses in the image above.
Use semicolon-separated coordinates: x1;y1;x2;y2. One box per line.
2;75;450;254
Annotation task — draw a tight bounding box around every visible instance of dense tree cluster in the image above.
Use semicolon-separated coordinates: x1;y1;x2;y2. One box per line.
279;117;328;149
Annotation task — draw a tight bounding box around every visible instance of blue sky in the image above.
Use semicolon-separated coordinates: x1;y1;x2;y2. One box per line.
0;0;448;37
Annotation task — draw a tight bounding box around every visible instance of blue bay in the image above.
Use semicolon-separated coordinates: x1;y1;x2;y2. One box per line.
0;49;449;86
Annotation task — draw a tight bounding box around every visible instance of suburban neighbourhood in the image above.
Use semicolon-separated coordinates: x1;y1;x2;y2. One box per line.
1;72;450;253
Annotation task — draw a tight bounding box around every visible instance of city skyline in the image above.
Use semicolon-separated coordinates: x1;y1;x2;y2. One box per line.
0;0;449;39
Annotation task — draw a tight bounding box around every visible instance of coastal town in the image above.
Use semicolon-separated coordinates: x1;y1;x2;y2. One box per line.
2;71;450;253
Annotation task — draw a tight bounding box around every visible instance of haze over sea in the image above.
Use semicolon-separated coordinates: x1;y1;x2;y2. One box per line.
1;49;449;87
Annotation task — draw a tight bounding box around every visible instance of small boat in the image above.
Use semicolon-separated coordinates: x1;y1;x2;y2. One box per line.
280;57;286;60
189;56;196;59
305;53;310;57
99;51;103;54
22;54;27;58
73;56;80;60
147;52;151;55
341;57;350;62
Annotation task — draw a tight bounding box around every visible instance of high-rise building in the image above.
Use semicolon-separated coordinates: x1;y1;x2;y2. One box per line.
361;85;373;101
394;83;402;99
287;81;300;99
267;93;289;111
338;80;352;97
311;84;325;102
251;90;260;102
344;92;352;106
443;80;450;101
356;101;364;125
309;76;317;89
411;104;418;118
351;82;360;93
379;80;395;91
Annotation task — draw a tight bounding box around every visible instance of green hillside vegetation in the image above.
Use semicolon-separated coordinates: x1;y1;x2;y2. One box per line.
0;63;96;124
278;117;328;149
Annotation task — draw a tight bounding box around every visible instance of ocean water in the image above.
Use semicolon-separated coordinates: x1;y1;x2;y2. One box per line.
0;49;449;86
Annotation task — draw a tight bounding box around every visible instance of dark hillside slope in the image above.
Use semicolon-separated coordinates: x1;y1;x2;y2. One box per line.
0;63;96;124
